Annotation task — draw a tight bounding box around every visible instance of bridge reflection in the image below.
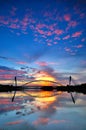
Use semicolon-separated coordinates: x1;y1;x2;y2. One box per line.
23;89;62;98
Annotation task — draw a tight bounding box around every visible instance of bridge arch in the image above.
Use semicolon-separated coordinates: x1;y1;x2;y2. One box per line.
22;79;63;87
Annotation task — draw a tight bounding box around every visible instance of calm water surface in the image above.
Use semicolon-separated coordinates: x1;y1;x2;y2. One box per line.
0;90;86;130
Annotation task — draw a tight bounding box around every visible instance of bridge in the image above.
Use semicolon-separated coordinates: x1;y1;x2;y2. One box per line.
22;79;63;88
0;76;86;103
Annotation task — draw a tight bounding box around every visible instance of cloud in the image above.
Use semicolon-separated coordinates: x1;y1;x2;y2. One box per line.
0;55;28;65
0;65;27;81
66;21;78;30
49;119;67;124
0;99;12;105
0;104;21;114
10;7;17;16
35;65;63;84
72;31;82;37
6;120;23;125
54;29;63;35
0;9;35;34
74;44;83;48
0;56;15;61
65;47;71;53
64;14;71;21
0;3;85;47
36;61;59;67
81;38;85;42
33;117;50;125
36;61;48;66
81;60;86;66
63;35;70;40
68;21;77;27
16;61;27;65
0;65;12;71
9;23;20;29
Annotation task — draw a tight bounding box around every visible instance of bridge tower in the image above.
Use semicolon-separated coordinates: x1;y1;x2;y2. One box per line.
69;76;72;86
12;76;17;102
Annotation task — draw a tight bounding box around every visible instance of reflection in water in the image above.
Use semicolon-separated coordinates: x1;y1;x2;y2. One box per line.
0;90;86;130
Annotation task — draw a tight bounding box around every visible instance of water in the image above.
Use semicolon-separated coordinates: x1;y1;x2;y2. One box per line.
0;90;86;130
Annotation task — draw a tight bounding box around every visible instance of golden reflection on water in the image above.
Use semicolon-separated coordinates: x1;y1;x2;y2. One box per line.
22;90;61;110
0;90;62;99
0;90;62;110
22;90;62;109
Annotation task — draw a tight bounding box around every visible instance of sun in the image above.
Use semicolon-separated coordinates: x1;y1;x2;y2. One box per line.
36;76;57;86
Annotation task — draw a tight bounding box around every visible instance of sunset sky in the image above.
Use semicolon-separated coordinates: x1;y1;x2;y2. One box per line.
0;0;86;85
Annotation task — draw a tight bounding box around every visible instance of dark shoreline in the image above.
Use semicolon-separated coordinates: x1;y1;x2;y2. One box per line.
0;84;86;94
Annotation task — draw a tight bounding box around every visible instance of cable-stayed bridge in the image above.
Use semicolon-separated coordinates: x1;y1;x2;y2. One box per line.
0;76;86;103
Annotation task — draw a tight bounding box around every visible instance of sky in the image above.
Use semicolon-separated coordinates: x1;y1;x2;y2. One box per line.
0;0;86;85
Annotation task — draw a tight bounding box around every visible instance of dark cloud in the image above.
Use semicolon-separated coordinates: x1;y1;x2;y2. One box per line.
0;65;27;81
0;65;12;71
0;56;15;61
41;65;58;79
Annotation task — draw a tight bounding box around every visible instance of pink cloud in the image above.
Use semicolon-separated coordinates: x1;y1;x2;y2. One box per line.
81;60;86;65
9;23;20;29
66;21;78;30
49;24;55;31
47;43;52;46
54;29;63;35
36;61;48;66
54;42;58;44
0;69;26;80
64;14;71;21
0;16;9;26
50;119;67;124
0;99;12;105
0;69;6;73
36;23;46;29
63;35;70;40
21;16;29;31
72;31;82;37
81;38;85;42
0;11;34;34
12;18;19;23
37;29;45;35
0;74;15;79
47;31;52;36
10;7;17;16
80;13;85;19
2;21;9;25
65;47;71;52
68;21;77;27
33;117;50;125
54;37;61;40
6;120;23;125
15;69;26;75
75;44;83;48
36;61;59;67
16;61;27;65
